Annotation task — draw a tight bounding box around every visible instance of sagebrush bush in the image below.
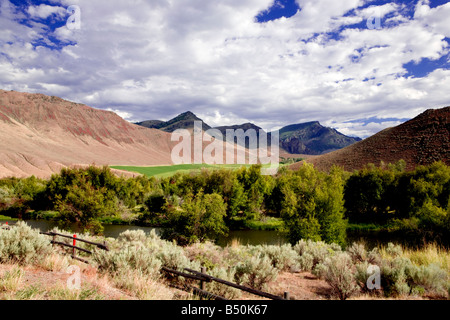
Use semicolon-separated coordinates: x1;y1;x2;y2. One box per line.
234;255;278;290
347;242;367;264
384;242;403;258
184;241;224;270
380;257;412;297
0;222;52;265
155;241;200;272
249;244;299;271
311;262;328;279
347;242;382;265
93;245;162;279
408;263;448;298
323;252;358;300
116;229;147;245
204;267;241;299
293;239;341;272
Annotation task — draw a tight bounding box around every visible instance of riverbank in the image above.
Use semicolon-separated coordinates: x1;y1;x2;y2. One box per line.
2;214;449;249
1;222;448;301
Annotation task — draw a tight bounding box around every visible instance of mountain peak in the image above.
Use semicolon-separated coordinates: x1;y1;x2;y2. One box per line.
136;110;210;132
279;121;361;155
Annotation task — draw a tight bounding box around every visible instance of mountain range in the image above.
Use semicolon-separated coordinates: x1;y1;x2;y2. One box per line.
0;89;448;178
135;111;361;155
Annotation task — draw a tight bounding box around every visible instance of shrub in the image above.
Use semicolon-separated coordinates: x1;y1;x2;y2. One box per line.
408;263;448;298
116;229;147;245
312;263;328;279
249;244;298;271
93;244;162;279
184;241;224;270
155;241;200;272
347;242;367;264
293;239;341;272
384;242;403;258
347;242;382;265
354;261;383;295
380;257;412;297
0;222;52;265
204;267;241;300
323;252;358;300
235;255;278;290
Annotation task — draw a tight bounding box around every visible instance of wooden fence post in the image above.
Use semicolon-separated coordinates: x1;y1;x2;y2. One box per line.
200;267;206;300
72;234;77;258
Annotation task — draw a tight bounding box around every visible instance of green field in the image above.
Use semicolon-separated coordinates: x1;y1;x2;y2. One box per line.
110;163;259;178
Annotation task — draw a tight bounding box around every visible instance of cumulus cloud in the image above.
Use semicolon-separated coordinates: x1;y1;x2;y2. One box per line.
0;0;449;138
27;4;66;20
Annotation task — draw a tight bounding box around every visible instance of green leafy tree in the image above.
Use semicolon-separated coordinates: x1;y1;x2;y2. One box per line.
55;183;112;234
344;164;396;224
279;164;347;246
163;191;228;244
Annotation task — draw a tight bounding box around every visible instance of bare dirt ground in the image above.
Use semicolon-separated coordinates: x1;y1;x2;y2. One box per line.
267;272;332;300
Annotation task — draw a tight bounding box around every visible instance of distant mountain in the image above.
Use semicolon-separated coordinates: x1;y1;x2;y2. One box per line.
136;113;361;155
135;119;165;129
135;111;211;132
279;121;361;155
292;106;450;172
214;123;263;134
0;90;174;178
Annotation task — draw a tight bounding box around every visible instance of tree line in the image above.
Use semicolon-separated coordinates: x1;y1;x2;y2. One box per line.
0;161;448;246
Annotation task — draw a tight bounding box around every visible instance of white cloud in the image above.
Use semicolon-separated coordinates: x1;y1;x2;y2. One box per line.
0;0;450;139
106;108;135;121
27;4;66;20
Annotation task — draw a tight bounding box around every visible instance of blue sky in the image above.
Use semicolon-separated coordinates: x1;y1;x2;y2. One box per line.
1;0;450;138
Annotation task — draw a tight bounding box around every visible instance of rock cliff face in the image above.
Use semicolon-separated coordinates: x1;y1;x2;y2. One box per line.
0;90;174;178
292;106;450;172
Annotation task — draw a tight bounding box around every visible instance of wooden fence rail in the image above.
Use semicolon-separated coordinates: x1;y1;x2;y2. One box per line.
40;231;109;264
162;266;289;301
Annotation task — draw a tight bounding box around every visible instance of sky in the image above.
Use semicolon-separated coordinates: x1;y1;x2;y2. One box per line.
1;0;450;138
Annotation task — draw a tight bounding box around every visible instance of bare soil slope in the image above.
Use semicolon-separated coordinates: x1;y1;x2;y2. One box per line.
291;106;450;172
0;90;174;178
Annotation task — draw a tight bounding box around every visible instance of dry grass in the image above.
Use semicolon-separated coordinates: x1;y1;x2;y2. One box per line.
402;243;450;271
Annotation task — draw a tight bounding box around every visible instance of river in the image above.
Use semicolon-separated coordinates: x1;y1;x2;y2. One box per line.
0;218;437;249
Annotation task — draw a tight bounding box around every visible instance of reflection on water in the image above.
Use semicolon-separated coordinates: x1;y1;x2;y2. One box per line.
216;230;286;247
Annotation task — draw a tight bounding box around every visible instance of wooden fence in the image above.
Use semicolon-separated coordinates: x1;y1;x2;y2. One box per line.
162;266;290;301
40;231;109;264
2;221;291;300
0;221;11;230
